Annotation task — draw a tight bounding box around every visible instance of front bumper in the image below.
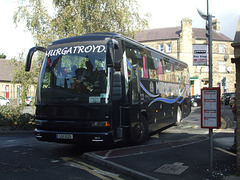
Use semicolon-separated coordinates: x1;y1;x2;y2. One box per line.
34;129;114;145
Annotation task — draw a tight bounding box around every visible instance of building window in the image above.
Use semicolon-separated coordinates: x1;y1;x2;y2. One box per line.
166;44;171;53
1;84;5;93
219;61;226;72
219;44;225;54
158;44;164;52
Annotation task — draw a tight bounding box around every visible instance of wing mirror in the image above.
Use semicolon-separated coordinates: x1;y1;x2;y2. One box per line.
106;39;119;67
25;46;46;71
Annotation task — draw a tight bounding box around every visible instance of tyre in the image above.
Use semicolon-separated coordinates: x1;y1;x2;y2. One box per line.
131;114;148;143
175;106;182;125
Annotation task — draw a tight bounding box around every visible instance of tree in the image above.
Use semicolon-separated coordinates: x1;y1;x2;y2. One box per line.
0;53;7;59
14;0;149;48
13;0;149;103
10;53;39;108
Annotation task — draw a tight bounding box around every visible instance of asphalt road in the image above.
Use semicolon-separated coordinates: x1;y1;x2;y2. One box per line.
0;105;235;180
0;133;134;180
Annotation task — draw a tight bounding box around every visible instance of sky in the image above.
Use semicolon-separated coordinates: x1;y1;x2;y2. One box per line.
0;0;240;59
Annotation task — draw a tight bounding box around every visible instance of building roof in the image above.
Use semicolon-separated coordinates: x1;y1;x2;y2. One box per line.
135;27;233;42
0;59;15;82
135;27;181;41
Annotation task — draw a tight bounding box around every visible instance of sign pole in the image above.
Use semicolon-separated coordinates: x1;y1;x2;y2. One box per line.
201;88;220;171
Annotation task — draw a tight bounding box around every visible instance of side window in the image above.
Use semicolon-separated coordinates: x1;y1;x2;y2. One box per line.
181;66;187;84
163;58;171;82
125;43;146;79
147;53;157;80
157;58;164;81
175;64;182;82
171;64;176;82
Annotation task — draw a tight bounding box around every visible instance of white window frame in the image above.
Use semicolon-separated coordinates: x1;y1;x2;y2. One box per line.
219;61;226;72
219;44;225;54
158;44;164;52
166;43;171;53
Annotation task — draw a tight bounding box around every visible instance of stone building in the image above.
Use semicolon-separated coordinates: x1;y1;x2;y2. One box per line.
0;59;35;105
135;18;235;95
0;59;19;99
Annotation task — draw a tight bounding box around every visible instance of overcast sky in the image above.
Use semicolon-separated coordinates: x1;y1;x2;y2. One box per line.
0;0;239;59
138;0;240;39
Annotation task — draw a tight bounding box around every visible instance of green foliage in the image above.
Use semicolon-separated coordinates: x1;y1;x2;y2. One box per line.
16;113;35;129
12;0;149;103
51;0;149;39
14;0;149;46
10;53;38;108
0;106;21;126
0;106;35;129
0;53;7;59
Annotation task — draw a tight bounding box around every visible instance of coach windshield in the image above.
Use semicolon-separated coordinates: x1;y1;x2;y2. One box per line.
38;43;110;105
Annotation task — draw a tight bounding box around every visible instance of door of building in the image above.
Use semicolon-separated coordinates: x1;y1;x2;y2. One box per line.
5;85;9;98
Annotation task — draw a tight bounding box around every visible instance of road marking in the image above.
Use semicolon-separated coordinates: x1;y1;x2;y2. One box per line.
61;157;123;180
154;162;189;175
214;147;237;157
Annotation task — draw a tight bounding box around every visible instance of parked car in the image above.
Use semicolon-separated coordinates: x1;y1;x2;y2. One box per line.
222;92;235;105
0;96;10;106
19;96;34;106
25;96;34;106
229;95;236;107
191;95;201;107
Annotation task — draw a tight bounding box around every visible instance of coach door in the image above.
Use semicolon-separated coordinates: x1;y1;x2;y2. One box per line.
131;64;140;105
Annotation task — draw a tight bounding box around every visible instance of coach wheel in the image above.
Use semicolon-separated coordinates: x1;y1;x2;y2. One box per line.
131;115;148;143
175;106;182;125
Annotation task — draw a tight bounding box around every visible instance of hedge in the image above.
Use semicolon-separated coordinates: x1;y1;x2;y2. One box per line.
0;105;35;129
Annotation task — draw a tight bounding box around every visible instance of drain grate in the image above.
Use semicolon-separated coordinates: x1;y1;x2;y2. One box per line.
154;162;189;175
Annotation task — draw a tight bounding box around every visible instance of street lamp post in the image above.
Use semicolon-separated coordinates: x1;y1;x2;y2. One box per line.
197;0;214;170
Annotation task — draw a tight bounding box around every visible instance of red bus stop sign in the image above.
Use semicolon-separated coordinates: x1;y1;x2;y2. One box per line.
201;87;221;129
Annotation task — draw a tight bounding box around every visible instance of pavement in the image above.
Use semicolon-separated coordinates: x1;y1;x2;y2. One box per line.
82;117;238;180
1;113;239;180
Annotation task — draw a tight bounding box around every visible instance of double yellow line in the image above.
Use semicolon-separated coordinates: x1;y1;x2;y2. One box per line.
61;157;123;180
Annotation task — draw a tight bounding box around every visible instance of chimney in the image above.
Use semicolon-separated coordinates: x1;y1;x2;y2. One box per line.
212;19;220;32
181;17;192;33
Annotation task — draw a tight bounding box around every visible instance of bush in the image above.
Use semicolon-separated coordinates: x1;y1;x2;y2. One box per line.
0;105;21;126
0;106;35;129
16;113;35;129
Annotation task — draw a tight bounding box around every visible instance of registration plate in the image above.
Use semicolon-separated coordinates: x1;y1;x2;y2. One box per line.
56;134;73;139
